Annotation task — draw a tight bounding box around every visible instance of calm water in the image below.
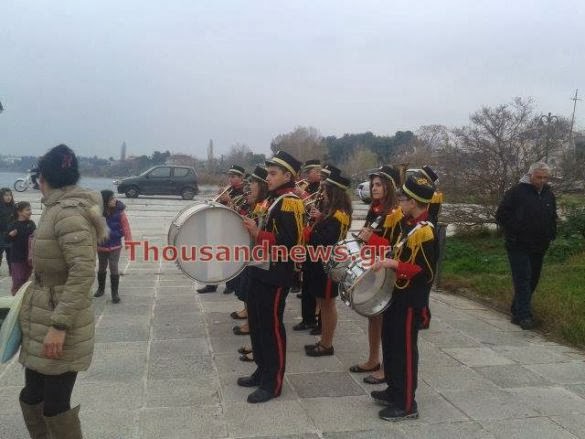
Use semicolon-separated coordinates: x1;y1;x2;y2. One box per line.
0;171;116;192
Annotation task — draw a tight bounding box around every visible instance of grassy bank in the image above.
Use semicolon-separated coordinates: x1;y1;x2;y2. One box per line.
441;227;585;347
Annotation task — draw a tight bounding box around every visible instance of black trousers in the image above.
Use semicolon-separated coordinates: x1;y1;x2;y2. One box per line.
300;276;317;325
20;368;78;416
382;303;421;413
507;248;545;320
247;280;288;396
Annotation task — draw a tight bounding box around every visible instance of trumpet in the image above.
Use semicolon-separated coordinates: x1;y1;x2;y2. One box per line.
231;191;251;209
296;179;309;192
213;186;231;202
305;189;324;224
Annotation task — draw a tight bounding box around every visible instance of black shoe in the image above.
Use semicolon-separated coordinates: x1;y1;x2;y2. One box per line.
237;376;261;388
519;318;536;330
94;272;106;297
293;321;317;331
364;375;386;385
378;402;419;422
197;285;217;294
110;274;121;304
371;389;394;406
223;288;234;295
306;343;334;357
233;326;250;336
247;388;276;404
310;326;322;336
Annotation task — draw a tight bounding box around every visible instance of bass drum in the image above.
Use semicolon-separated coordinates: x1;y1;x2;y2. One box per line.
168;201;252;284
338;258;396;317
323;237;362;283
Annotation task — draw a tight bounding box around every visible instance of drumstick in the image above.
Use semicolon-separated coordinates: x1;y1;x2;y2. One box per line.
352;216;383;241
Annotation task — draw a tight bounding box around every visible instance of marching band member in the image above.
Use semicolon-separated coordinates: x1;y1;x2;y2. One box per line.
239;151;304;403
232;167;269;349
420;165;443;226
302;171;352;356
293;159;325;331
197;164;246;294
370;174;437;421
350;165;402;385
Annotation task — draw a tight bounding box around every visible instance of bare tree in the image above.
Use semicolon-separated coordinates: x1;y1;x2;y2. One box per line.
270;126;327;162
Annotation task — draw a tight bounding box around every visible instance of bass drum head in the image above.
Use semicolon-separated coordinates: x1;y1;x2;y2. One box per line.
170;201;252;284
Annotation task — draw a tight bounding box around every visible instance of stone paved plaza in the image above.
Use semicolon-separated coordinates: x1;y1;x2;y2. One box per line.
1;193;585;438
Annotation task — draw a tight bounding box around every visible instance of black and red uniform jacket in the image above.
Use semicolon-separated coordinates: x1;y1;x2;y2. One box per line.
391;211;437;309
302;209;350;297
249;182;304;287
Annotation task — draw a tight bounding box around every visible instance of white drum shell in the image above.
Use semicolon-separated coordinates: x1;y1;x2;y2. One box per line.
323;238;363;283
338;258;396;317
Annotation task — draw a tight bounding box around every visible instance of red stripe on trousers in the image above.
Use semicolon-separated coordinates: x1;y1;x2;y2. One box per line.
324;278;332;300
273;287;285;396
405;307;414;413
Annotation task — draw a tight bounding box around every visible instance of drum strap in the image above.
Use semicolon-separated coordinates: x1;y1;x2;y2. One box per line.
260;193;300;230
393;221;434;253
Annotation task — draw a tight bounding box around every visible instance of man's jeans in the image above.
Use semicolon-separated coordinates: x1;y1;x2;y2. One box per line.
506;248;545;321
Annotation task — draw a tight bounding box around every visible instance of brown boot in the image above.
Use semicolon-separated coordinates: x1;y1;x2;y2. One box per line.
19;400;50;439
44;405;82;439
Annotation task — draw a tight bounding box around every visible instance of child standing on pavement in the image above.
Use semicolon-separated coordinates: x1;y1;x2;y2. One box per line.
6;201;36;294
0;188;16;275
94;190;132;303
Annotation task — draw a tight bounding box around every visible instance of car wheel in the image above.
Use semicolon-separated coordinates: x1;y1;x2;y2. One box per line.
125;186;139;198
181;188;195;200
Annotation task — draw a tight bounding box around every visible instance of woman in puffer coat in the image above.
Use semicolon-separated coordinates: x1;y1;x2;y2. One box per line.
94;190;132;303
18;144;108;439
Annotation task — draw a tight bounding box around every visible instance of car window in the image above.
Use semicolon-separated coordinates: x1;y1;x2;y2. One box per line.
148;167;171;178
173;168;191;178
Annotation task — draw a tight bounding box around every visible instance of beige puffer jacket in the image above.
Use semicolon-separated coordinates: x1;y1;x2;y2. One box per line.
19;185;108;375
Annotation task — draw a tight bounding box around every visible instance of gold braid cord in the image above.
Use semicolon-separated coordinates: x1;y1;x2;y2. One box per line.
333;210;351;241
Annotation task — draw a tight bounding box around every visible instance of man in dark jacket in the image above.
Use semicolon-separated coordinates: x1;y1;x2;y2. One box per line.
496;162;557;330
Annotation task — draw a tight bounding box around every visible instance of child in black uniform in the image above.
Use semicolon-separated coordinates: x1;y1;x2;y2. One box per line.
369;173;437;421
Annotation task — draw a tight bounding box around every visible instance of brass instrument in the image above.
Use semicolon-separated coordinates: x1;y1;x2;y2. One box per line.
213;186;231;202
231;191;251;210
305;188;324;224
296;179;309;192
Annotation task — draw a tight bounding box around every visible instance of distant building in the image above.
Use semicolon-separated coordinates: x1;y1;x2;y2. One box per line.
120;141;127;161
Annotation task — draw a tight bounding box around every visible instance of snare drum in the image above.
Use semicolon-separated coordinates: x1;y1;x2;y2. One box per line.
323;237;363;283
168;201;252;284
338;257;396;317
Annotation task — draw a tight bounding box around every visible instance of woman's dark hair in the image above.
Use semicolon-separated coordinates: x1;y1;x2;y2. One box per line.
323;184;353;227
370;175;398;215
101;190;115;216
14;201;31;220
1;188;15;206
37;144;80;189
255;181;268;203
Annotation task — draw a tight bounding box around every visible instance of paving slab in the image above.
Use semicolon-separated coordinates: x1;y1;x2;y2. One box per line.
287;371;366;398
480;417;580;439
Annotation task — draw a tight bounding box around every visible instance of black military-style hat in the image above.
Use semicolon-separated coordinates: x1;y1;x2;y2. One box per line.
325;172;351;190
225;165;246;176
321;164;341;178
302;159;321;171
420;165;439;184
400;173;436;204
265;150;302;177
249;166;268;183
369;165;400;190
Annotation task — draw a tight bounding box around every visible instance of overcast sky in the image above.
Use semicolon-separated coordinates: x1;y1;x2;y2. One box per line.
1;0;583;159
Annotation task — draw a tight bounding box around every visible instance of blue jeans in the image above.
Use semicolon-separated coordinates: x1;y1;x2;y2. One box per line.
506;248;545;321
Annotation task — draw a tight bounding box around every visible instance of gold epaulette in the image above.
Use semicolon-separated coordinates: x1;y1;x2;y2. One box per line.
333;210;350;226
406;223;434;251
383;208;403;228
281;196;304;214
431;191;444;204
